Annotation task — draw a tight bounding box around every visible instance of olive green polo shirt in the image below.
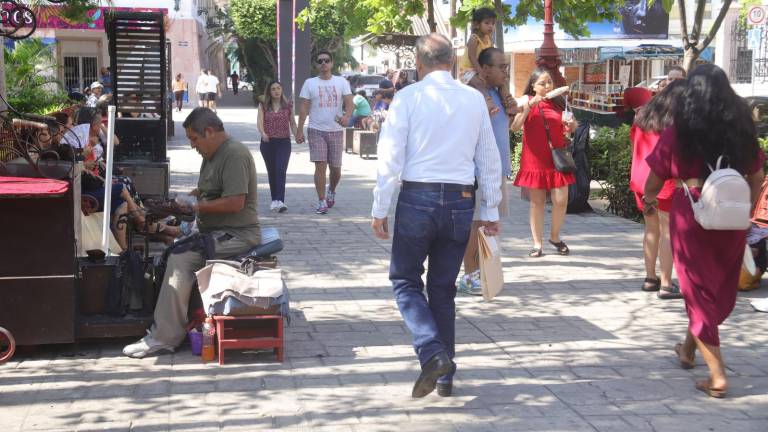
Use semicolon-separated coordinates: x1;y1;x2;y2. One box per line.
197;137;261;246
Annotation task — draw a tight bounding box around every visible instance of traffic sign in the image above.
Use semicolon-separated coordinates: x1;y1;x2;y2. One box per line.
748;5;767;26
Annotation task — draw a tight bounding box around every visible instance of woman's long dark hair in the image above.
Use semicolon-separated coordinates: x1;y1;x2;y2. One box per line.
262;81;291;111
634;79;685;132
523;67;565;110
675;63;758;173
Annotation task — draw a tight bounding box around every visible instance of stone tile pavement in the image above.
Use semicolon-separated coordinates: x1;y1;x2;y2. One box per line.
2;101;768;431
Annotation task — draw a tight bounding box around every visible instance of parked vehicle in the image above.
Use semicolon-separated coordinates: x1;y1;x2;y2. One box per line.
346;74;386;97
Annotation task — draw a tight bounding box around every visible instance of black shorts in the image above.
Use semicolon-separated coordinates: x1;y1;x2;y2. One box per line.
207;92;217;102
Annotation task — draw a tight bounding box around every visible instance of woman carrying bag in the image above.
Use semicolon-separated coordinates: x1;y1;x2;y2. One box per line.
511;68;577;257
172;74;187;112
257;81;297;213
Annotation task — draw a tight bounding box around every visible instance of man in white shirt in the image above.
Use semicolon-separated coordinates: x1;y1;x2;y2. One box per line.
296;50;353;214
85;82;103;107
196;71;209;108
205;70;222;112
371;34;502;398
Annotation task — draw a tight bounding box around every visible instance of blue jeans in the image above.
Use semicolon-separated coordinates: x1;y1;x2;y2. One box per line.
260;138;291;201
390;187;474;382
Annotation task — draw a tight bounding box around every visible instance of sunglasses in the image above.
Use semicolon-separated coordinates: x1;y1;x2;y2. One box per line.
316;58;332;64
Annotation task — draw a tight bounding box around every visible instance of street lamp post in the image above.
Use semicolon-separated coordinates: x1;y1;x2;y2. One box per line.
536;0;566;86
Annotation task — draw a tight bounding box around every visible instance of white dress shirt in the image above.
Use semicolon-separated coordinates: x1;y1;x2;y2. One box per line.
371;70;502;221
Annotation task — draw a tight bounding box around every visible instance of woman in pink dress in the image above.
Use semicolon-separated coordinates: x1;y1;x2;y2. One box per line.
512;68;577;257
629;81;686;299
645;64;765;398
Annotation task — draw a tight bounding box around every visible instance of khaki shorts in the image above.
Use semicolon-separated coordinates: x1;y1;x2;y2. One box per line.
473;176;509;221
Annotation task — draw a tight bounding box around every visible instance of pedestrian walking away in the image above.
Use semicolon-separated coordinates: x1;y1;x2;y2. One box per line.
371;33;502;398
257;81;297;213
196;71;209;108
122;108;261;359
644;64;765;398
172;73;188;112
231;71;240;95
627;82;685;299
459;47;512;296
511;67;578;258
206;70;222;113
296;50;353;214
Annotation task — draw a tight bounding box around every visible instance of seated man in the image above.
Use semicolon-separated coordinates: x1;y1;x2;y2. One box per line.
123;107;261;358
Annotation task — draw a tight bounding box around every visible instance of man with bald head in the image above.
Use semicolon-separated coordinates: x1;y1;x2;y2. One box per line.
372;33;502;398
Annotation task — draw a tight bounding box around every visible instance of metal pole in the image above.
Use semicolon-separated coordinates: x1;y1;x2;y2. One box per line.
101;105;116;254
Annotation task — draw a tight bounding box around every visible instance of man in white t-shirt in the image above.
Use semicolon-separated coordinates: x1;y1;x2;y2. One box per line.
195;71;209;108
205;71;222;112
297;50;353;215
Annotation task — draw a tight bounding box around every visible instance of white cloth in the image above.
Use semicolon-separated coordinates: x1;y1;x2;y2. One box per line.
61;123;90;149
371;70;502;221
298;75;352;132
206;74;220;93
85;94;98;107
195;74;208;94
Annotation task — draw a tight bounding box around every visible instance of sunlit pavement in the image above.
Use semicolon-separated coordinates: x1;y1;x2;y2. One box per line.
3;90;768;431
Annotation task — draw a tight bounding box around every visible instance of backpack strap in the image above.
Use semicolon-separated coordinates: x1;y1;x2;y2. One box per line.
682;182;697;208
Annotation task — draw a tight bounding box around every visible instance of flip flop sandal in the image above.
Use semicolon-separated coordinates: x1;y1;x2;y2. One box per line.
695;380;727;398
529;248;543;258
642;277;661;292
548;239;570;255
658;283;684;300
674;343;695;370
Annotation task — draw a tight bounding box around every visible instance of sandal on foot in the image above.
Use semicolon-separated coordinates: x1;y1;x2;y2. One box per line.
642;277;661;292
695;379;727;398
674;343;695;370
529;248;543;258
658;283;683;300
548;239;570;255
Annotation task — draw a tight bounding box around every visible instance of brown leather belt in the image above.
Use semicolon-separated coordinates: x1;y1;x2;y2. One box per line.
676;178;703;188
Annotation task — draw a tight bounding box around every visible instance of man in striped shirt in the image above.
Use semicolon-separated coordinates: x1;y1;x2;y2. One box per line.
371;33;502;398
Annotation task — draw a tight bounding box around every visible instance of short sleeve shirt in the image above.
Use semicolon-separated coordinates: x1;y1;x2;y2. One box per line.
488;89;511;177
197;138;261;246
206;75;220;93
299;76;351;132
352;95;372;117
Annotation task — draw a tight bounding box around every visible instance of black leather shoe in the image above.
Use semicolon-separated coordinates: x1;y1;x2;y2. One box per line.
436;382;453;397
412;352;454;398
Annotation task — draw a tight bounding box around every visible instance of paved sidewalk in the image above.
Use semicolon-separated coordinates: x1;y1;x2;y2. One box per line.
2;103;768;431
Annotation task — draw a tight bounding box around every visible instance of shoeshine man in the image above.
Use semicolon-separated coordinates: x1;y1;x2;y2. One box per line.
296;50;353;215
371;34;502;398
123;108;261;358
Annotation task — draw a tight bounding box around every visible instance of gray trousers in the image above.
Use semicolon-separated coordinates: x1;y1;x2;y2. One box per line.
150;233;251;346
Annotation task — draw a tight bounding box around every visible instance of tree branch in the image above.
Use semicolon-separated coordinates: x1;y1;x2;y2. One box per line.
698;0;734;51
690;0;706;43
678;0;690;48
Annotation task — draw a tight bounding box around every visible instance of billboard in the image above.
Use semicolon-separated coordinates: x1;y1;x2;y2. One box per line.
504;0;669;40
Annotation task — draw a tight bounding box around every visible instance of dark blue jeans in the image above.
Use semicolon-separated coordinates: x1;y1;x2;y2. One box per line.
260;138;291;201
390;188;474;382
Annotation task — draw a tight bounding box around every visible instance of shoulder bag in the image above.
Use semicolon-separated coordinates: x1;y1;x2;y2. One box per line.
538;103;576;173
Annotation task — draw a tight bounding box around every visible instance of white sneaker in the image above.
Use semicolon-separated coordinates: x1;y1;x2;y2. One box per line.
122;331;175;358
269;200;279;212
277;201;288;213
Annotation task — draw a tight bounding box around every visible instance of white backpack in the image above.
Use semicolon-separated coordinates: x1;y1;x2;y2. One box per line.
682;156;752;230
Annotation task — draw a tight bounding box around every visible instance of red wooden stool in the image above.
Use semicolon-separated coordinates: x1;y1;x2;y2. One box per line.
213;314;284;365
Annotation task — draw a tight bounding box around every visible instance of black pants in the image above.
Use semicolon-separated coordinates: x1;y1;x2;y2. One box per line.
260;138;291;201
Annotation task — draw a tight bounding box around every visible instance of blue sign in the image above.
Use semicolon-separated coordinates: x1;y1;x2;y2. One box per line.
504;0;669;40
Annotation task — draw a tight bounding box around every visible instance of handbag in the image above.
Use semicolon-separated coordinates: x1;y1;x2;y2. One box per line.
538;103;576;173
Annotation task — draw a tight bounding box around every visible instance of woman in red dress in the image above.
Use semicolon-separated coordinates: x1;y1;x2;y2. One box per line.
645;64;765;398
512;68;577;257
629;81;686;299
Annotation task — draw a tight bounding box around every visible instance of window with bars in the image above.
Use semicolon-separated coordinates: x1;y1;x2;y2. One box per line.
63;56;98;93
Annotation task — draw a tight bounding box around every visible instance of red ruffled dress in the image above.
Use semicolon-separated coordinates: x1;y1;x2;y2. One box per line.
629;125;677;212
514;98;575;190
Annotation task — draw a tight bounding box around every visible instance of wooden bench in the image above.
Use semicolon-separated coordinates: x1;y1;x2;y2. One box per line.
353;130;378;159
213;314;284;365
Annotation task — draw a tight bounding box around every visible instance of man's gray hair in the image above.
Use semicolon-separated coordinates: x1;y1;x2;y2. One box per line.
183;107;225;135
415;34;453;68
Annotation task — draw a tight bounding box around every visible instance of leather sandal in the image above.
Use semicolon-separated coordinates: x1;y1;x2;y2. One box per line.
695;379;727;398
549;239;570;255
658;283;684;300
529;248;543;258
674;343;695;370
642;277;661;292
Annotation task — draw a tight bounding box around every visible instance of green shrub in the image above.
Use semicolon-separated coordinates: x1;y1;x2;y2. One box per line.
509;129;522;176
760;136;768;173
5;39;71;115
589;124;641;220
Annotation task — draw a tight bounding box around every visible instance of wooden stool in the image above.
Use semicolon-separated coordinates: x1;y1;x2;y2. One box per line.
213;314;284;365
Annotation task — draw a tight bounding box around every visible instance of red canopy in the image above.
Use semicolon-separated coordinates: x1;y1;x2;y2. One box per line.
0;176;69;197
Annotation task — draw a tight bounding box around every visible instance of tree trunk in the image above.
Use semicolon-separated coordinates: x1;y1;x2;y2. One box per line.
427;0;436;33
449;0;456;38
683;48;697;72
494;0;504;49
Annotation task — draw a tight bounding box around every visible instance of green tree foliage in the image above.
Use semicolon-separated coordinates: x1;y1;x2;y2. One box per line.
5;39;69;114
